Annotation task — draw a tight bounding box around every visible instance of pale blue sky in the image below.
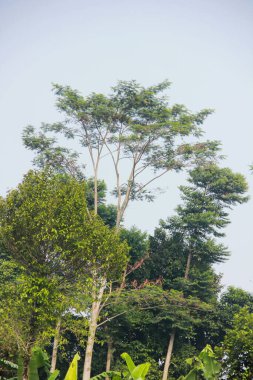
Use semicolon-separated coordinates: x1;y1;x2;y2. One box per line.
0;0;253;291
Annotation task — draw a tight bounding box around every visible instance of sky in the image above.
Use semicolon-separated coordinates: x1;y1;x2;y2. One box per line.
0;0;253;292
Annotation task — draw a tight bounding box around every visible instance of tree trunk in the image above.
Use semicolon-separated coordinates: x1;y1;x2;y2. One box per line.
105;340;113;380
162;251;192;380
94;171;98;215
184;251;192;280
50;318;61;373
22;355;30;380
104;209;122;376
162;250;192;380
162;329;176;380
82;280;106;380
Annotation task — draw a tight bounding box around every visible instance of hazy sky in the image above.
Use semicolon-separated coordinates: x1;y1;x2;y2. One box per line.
1;0;253;291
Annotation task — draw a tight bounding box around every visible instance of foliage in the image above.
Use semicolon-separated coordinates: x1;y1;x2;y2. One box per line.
90;352;150;380
95;283;211;380
144;164;248;295
0;170;88;371
167;164;248;251
0;170;88;278
218;286;253;329
0;169;128;282
216;307;253;379
0;269;60;362
0;357;18;380
178;345;220;380
27;347;59;380
1;80;251;380
155;164;248;379
0;169;128;380
21;80;223;379
22;80;221;225
0;347;59;380
119;227;149;285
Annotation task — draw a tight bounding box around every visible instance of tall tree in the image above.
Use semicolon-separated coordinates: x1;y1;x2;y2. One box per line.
23;80;220;227
160;164;248;380
22;80;221;380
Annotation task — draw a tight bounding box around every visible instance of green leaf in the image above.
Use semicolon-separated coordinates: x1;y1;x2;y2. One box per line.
64;353;80;380
131;363;151;379
48;370;60;380
121;352;136;374
90;371;121;380
199;346;221;379
183;368;198;380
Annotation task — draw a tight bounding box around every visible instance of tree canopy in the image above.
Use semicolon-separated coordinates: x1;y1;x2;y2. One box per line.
23;80;220;224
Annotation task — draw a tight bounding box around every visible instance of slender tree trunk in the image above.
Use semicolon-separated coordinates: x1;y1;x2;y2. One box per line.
22;311;37;380
162;329;176;380
162;250;193;380
82;313;98;380
22;355;30;380
82;279;106;380
104;207;122;376
116;210;122;230
104;204;127;373
103;165;133;376
184;251;192;280
94;170;98;215
50;318;61;373
105;340;113;380
115;170;121;229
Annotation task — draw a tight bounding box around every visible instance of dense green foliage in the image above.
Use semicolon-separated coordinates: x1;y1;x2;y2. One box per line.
179;345;221;380
0;165;250;379
1;80;252;380
0;170;128;380
217;307;253;379
91;352;151;380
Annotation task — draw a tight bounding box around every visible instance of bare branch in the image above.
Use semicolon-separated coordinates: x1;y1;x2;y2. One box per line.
136;168;170;194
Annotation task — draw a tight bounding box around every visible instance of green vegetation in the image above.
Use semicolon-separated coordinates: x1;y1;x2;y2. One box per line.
90;352;151;380
0;80;252;380
178;345;220;380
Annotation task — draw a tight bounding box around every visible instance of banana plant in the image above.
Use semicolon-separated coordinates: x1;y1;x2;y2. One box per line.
178;345;221;380
0;348;59;380
90;352;151;380
28;347;59;380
